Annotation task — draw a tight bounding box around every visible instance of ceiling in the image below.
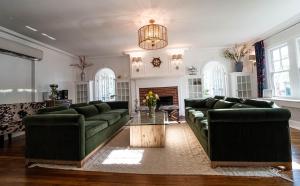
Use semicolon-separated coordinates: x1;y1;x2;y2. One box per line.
0;0;300;57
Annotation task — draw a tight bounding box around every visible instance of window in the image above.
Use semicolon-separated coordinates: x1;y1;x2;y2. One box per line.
269;45;291;97
202;62;227;97
95;68;116;101
188;78;202;98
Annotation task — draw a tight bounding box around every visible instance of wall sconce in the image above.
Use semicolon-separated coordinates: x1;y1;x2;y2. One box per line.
171;54;183;70
132;57;142;72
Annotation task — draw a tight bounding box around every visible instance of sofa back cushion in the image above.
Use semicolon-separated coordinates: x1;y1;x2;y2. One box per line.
89;100;103;105
214;95;225;100
37;106;68;114
70;103;89;109
47;109;78;114
205;98;219;108
74;105;99;117
242;99;274;108
95;103;111;113
224;97;243;103
231;103;256;109
213;100;235;109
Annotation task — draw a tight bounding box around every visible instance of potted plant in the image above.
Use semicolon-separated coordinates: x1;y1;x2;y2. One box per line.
223;43;251;72
143;90;159;117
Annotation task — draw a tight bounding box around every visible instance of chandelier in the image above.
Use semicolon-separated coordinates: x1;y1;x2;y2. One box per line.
138;19;168;50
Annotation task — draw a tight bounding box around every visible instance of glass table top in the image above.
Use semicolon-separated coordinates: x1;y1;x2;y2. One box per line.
127;111;168;126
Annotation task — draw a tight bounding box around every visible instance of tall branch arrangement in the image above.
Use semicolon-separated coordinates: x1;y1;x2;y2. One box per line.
223;43;252;63
70;56;93;72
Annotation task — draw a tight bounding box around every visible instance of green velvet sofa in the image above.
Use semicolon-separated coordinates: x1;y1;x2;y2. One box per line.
185;96;292;169
24;101;129;167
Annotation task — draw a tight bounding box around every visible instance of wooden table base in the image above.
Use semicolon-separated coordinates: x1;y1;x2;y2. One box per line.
130;125;165;148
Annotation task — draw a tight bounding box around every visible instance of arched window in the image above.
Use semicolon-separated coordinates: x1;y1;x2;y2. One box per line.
95;68;116;101
203;62;228;97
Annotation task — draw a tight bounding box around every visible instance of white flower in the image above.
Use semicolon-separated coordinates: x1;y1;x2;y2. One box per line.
155;94;159;99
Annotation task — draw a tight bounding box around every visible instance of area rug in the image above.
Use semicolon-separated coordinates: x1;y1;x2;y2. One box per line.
30;123;292;180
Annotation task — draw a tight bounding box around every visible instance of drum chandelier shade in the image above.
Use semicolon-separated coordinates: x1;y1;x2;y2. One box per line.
138;19;168;50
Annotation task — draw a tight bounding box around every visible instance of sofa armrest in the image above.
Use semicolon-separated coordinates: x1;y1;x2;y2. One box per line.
207;108;292;162
105;101;128;109
24;114;86;161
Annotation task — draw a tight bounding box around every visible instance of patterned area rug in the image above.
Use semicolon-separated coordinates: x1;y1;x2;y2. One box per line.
31;123;291;180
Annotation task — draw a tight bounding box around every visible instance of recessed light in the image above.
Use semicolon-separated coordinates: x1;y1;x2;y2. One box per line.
25;26;38;32
41;33;56;40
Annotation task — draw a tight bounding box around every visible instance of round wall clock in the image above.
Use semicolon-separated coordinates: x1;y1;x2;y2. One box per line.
151;57;162;67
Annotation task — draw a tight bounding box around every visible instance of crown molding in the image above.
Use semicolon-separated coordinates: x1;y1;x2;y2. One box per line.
0;26;76;58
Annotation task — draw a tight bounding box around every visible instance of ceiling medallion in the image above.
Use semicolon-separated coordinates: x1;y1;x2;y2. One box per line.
151;57;162;67
138;19;168;50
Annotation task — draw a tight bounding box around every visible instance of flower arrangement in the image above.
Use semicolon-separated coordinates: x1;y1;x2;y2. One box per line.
223;43;251;63
49;84;58;100
143;90;159;107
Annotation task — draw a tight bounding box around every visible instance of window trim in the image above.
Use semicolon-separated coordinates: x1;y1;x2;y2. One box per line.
268;43;291;98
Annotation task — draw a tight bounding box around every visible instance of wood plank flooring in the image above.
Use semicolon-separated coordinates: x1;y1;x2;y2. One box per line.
0;128;299;186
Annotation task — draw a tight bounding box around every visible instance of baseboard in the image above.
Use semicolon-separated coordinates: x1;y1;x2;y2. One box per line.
289;120;300;130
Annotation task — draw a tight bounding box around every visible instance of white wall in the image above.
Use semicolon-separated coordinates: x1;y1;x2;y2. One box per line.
84;47;236;116
85;55;130;82
264;22;300;127
0;29;78;103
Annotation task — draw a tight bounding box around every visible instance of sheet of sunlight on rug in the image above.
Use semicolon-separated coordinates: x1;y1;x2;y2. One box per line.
102;149;144;165
292;161;300;170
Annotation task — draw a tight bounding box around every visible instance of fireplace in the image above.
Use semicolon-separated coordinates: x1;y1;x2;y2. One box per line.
139;86;178;107
157;96;173;108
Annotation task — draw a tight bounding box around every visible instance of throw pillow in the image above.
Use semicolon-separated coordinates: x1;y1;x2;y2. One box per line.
231;103;256;109
205;98;218;108
95;103;112;113
224;97;243;103
74;105;99;118
242;99;274;108
213;100;235;109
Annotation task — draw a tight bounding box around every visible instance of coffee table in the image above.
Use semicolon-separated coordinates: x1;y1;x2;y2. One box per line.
128;111;168;148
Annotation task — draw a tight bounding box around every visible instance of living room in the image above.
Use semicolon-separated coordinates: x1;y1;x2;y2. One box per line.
0;0;300;185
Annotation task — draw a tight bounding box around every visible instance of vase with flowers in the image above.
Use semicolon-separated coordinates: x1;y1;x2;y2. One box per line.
49;84;58;100
143;90;159;117
223;43;251;72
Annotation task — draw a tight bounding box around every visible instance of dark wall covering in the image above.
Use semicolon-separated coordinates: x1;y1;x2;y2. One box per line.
0;102;45;135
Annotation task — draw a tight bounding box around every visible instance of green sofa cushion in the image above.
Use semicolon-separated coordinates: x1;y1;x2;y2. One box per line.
199;119;208;138
46;109;78;114
86;113;121;125
190;111;205;123
69;103;89;109
37;106;68;114
205;98;219;108
85;120;108;139
89;100;103;105
105;109;129;117
242;99;274;108
224;97;243;103
75;105;99;118
213;100;235;109
95;103;111;113
214;95;225;100
231;103;256;109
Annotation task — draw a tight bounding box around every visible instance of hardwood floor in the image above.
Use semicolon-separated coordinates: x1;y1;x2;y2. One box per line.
0;128;299;186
